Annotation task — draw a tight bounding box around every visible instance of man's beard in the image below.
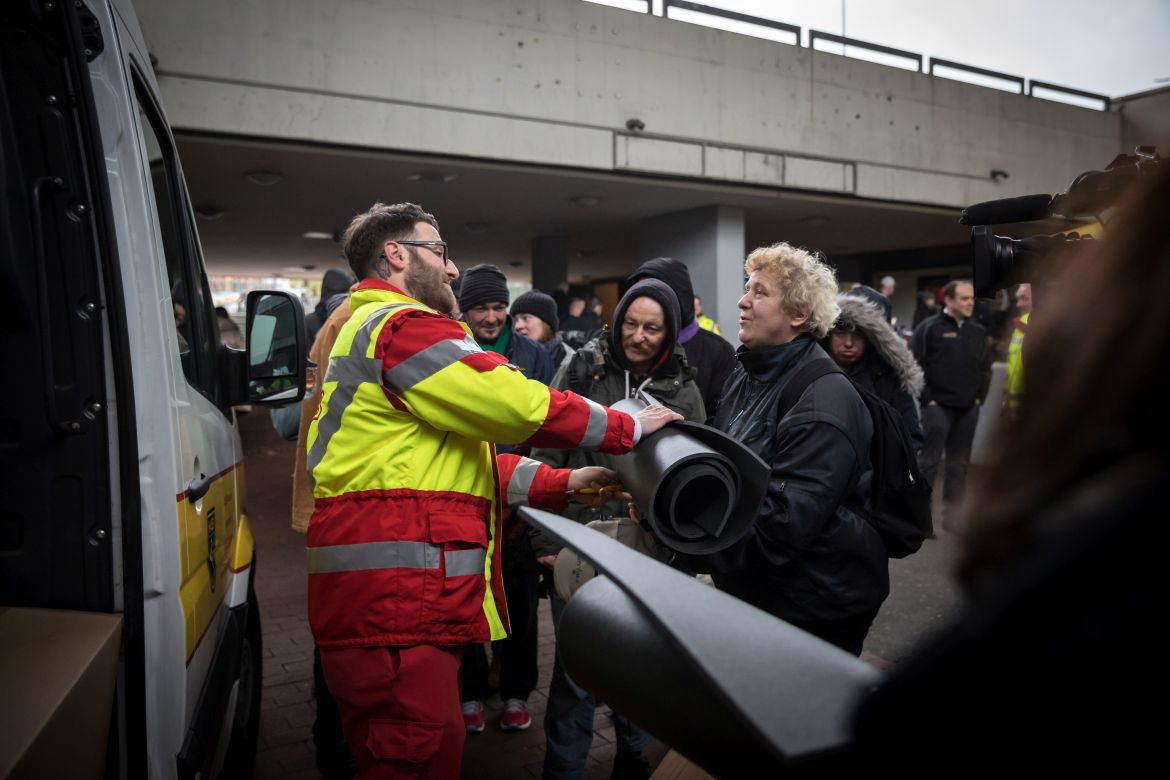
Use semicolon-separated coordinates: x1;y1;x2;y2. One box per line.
404;252;457;316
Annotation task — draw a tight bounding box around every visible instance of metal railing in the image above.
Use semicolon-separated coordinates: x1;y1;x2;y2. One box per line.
808;30;922;73
664;0;800;42
929;58;1025;94
607;1;1111;110
1029;80;1111;110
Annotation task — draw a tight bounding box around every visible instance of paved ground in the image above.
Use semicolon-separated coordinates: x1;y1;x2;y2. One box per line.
240;409;964;779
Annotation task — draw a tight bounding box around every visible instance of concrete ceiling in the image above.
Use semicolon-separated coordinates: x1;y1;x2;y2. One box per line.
176;133;969;282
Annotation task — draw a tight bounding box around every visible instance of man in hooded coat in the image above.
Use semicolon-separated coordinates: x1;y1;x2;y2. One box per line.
624;257;736;424
305;267;357;345
530;278;705;779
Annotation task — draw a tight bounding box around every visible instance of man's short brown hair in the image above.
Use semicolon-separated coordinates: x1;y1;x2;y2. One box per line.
341;202;439;279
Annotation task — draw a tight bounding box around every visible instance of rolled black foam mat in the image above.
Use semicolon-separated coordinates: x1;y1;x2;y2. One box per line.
611;397;768;555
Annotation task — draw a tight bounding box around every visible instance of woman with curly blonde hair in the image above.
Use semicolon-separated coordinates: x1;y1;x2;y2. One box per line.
701;242;889;655
742;243;841;340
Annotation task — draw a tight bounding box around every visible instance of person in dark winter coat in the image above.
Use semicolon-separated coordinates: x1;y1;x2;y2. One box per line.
557;296;601;350
511;289;575;371
459;264;554;388
625;257;736;424
825;290;925;450
305;267;356;345
706;243;888;656
531;278;706;779
455;264;554;735
531;278;706;528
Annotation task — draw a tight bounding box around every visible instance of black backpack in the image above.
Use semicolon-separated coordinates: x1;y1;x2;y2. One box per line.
779;358;933;558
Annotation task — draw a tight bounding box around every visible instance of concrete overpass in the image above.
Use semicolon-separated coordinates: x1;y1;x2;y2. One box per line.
135;0;1132;332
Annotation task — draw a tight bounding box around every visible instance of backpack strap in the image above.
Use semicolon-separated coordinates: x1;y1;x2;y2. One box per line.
778;357;843;417
777;357;868;468
565;342;605;397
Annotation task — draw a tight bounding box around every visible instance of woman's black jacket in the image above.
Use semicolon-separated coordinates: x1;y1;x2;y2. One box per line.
709;335;889;622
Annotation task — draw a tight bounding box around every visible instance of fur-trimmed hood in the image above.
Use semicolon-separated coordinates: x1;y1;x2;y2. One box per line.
832;293;924;396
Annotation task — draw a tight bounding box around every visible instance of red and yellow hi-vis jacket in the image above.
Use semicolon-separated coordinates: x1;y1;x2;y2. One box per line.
305;280;636;647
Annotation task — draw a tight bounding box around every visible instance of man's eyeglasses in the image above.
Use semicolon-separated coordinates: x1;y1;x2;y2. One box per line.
392;240;452;265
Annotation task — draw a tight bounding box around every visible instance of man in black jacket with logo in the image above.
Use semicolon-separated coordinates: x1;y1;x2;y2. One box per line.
910;279;990;529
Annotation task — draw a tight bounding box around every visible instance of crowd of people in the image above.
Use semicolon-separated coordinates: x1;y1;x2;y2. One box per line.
278;199;1047;779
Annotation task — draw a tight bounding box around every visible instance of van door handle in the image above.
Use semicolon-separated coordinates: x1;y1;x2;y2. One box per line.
186;473;211;503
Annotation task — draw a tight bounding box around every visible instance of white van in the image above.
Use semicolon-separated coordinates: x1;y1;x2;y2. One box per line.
1;1;307;777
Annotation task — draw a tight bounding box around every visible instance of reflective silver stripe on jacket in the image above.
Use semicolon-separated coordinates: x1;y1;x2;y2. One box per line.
382;334;481;394
444;548;487;578
308;541;486;577
306;302;411;491
580;396;610;450
505;457;542;508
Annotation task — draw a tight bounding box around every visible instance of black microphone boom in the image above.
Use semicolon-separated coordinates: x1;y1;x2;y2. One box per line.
959;194;1053;226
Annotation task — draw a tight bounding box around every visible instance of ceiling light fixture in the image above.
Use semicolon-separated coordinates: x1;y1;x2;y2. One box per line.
302;231;334;240
245;169;283;186
407;171;457;183
194;204;223;220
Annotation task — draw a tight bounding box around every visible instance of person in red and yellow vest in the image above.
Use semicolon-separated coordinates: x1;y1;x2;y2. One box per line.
305;202;681;779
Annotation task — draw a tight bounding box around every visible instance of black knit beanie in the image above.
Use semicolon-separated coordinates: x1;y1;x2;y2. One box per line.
457;264;509;311
510;290;559;332
624;257;696;326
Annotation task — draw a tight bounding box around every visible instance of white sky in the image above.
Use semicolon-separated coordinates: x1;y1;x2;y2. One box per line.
589;0;1170;99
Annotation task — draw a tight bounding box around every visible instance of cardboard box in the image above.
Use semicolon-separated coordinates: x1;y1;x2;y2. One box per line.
0;607;122;779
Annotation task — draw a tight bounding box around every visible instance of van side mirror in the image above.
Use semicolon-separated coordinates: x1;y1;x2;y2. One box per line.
238;290;308;405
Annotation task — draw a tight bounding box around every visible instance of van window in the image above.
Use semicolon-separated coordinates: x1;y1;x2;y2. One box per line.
132;75;216;399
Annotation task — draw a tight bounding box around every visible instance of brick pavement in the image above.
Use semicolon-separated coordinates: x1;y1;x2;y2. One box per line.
239;410;661;780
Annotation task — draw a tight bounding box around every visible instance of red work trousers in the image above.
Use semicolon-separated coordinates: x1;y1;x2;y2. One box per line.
319;644;465;779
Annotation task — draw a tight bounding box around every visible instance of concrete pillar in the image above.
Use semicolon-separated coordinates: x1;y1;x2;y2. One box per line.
531;235;568;297
639;206;745;343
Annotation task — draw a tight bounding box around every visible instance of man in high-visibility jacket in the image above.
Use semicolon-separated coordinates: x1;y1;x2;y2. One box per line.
305;202;680;778
693;294;721;334
1004;283;1031;421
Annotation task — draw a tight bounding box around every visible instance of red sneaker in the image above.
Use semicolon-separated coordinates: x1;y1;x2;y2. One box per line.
462;700;485;734
499;698;531;731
